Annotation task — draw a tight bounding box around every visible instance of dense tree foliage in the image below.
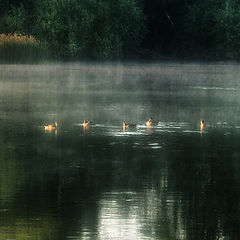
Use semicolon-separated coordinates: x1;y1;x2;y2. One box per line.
142;0;240;59
0;0;146;59
1;0;240;59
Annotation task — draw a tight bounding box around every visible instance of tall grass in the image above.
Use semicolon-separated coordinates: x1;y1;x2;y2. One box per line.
0;33;48;63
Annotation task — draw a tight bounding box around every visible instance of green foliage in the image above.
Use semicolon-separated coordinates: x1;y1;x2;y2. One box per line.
215;0;240;58
175;0;240;59
32;0;146;59
0;0;146;59
142;0;240;59
1;0;240;60
177;1;220;56
0;4;28;34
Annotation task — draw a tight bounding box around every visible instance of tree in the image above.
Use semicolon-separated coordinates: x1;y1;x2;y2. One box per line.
215;0;240;58
0;3;28;34
32;0;146;58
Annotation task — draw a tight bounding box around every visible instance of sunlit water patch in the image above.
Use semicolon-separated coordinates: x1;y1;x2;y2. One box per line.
158;122;189;128
148;142;162;149
97;189;187;240
191;86;238;91
98;192;146;240
182;130;205;134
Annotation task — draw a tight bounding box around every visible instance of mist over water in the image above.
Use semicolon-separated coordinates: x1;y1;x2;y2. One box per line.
0;62;240;240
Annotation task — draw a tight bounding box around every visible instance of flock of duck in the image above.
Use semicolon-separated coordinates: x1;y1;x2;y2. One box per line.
44;118;205;132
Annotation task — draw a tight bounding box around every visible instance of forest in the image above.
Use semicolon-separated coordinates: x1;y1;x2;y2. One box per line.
1;0;240;60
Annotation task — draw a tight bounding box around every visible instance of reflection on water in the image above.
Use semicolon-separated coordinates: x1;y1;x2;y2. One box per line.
98;192;145;240
0;62;240;239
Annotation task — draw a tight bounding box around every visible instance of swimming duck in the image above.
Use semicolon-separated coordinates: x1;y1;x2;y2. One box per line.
200;120;205;131
145;117;156;126
123;121;136;129
44;121;58;131
82;120;94;127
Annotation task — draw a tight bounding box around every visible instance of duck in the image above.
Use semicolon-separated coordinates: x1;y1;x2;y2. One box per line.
145;117;156;126
44;121;58;131
200;120;205;131
82;120;94;127
123;121;136;129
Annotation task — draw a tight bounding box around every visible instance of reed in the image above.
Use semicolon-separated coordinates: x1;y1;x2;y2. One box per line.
0;33;48;63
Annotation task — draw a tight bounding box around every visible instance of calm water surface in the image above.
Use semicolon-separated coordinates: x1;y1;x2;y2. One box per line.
0;62;240;240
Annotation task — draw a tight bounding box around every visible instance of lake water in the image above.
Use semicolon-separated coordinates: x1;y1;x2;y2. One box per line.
0;62;240;240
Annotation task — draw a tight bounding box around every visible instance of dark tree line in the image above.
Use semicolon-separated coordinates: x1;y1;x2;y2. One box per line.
143;0;240;59
1;0;240;59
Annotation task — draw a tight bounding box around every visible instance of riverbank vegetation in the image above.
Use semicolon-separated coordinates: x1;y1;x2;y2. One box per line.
0;0;240;61
0;33;47;63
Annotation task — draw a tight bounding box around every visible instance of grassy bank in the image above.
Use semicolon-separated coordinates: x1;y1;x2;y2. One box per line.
0;33;48;63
